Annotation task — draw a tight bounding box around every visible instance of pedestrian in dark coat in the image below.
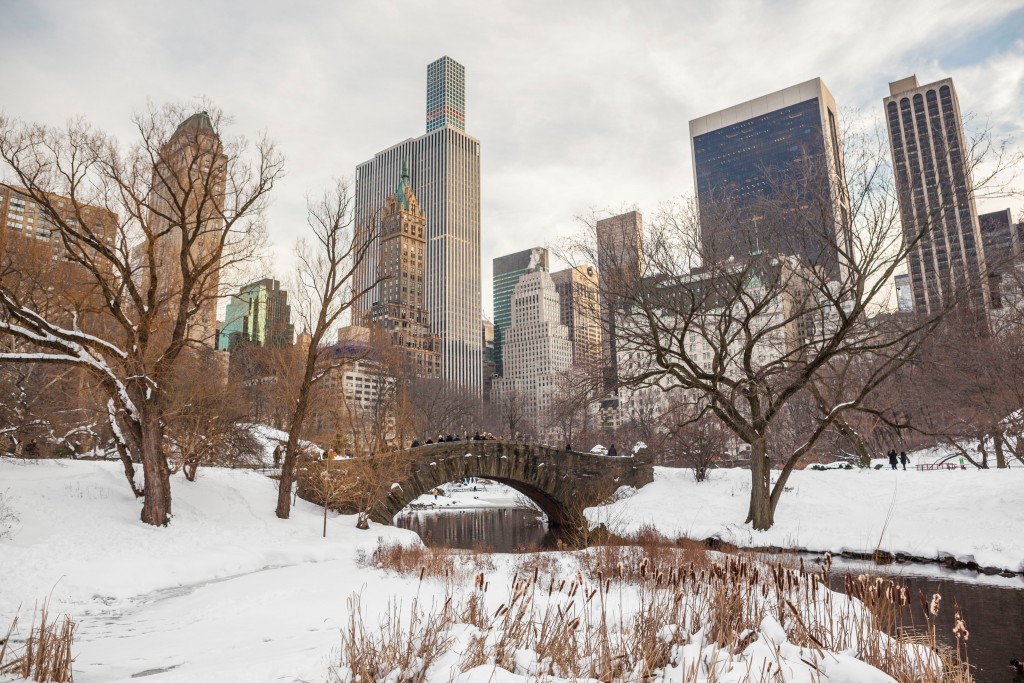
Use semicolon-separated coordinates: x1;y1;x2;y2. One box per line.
411;439;420;448
888;449;898;470
607;443;618;457
899;451;909;470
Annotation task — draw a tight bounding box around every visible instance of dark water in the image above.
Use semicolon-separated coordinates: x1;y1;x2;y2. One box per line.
825;557;1024;683
394;507;554;552
399;507;1024;683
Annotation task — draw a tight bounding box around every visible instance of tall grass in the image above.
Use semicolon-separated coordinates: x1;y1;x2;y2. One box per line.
333;543;972;683
0;600;77;683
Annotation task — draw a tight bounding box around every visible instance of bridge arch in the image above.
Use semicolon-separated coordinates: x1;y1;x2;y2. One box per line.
322;441;654;534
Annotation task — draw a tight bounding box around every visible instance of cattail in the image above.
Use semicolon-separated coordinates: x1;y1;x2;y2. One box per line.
616;561;624;578
929;593;941;616
953;608;969;642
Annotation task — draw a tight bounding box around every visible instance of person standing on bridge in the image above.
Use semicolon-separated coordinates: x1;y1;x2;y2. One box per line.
607;444;618;457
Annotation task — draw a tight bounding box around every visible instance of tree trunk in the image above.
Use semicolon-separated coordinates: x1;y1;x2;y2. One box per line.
139;411;172;526
745;437;774;530
993;429;1008;469
276;396;311;519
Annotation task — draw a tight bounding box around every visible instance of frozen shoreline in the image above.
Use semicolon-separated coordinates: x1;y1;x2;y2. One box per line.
586;465;1024;575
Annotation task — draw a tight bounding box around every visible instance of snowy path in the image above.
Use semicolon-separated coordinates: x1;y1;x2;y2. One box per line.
0;459;424;682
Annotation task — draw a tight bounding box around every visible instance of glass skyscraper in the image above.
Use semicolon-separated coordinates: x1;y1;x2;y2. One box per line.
492;247;549;377
218;278;293;351
689;78;851;278
354;56;482;391
426;56;466;133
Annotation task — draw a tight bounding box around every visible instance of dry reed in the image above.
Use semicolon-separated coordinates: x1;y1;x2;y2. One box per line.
332;542;971;683
0;600;76;683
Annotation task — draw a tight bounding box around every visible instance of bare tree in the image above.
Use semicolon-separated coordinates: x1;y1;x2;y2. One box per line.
275;181;378;519
565;120;1020;530
0;105;281;525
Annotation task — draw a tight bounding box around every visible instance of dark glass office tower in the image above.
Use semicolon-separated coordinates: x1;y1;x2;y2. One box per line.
884;75;989;317
689;78;851;278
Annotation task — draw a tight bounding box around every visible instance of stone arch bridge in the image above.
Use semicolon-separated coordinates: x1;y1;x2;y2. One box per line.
316;441;654;533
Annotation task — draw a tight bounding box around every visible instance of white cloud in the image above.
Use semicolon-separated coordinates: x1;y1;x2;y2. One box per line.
1;0;1021;314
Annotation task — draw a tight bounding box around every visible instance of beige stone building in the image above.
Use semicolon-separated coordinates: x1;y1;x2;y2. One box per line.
144;112;228;348
369;163;441;378
550;265;602;369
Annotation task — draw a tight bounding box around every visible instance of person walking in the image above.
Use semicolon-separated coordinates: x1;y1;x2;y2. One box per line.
899;451;909;470
888;449;898;470
273;444;282;468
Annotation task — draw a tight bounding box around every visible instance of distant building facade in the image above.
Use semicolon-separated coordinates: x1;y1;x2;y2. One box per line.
894;273;913;313
354;56;482;391
147;112;228;348
550;265;602;368
0;184;117;265
482;318;496;396
884;75;989;317
689;78;851;279
369;163;441;378
490;269;573;440
219;278;293;351
492;246;548;376
595;211;643;390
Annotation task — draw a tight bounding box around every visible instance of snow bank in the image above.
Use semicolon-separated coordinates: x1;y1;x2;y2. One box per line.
405;482;527;510
0;458;420;681
586;465;1024;573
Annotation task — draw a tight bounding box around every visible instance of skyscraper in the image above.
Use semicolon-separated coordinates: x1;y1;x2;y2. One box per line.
492;247;548;376
490;269;573;439
148;112;227;347
427;56;466;133
354;57;482;391
369;163;442;378
219;278;293;351
884;75;989;316
550;265;602;368
689;78;851;278
595;211;642;390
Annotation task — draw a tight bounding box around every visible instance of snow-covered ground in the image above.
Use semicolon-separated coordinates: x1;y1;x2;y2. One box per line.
405;481;528;510
0;458;418;681
1;458;924;682
587;465;1024;574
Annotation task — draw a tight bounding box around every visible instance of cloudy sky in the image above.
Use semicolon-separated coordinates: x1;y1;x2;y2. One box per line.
2;0;1022;316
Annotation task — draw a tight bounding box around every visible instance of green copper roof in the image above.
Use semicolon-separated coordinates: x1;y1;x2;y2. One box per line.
395;159;412;211
175;111;215;136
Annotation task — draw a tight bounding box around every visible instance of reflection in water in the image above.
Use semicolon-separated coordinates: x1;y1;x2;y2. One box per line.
824;557;1024;683
395;508;555;553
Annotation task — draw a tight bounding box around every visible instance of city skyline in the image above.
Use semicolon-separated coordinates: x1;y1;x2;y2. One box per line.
1;1;1022;317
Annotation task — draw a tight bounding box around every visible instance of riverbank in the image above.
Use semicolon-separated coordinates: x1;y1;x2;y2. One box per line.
587;465;1024;575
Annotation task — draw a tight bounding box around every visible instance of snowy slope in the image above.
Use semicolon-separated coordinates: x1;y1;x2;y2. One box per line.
0;458;419;681
587;465;1024;573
